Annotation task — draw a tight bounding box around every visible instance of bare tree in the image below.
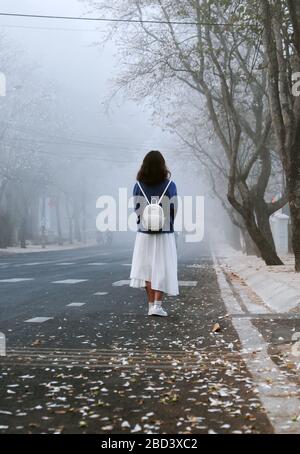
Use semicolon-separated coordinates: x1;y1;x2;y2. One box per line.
261;0;300;270
88;0;286;264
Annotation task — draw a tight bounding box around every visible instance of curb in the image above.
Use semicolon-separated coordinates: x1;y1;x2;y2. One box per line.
223;258;300;313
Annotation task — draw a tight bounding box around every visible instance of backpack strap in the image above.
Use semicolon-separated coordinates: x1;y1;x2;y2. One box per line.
137;181;150;205
137;180;172;205
158;180;172;204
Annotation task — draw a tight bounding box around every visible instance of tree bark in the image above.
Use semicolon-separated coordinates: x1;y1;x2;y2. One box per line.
245;216;283;265
253;198;276;252
261;0;300;270
241;229;260;257
228;193;284;265
288;129;300;271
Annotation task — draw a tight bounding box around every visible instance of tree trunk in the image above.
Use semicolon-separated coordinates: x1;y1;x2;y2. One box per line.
41;192;46;249
68;218;73;244
81;182;87;244
73;202;82;242
241;229;260;256
65;195;74;244
244;215;283;265
288;130;300;271
228;193;283;265
290;202;300;271
55;196;63;246
254;198;277;252
19;216;26;249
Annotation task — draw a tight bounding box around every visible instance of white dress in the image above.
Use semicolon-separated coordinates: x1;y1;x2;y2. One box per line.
130;232;179;296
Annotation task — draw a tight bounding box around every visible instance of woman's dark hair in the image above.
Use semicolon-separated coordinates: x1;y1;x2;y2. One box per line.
137;150;171;185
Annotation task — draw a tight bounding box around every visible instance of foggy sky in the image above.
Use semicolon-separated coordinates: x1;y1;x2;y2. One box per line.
0;0;204;197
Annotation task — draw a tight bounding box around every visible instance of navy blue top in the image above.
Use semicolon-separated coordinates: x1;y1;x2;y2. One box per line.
133;179;177;234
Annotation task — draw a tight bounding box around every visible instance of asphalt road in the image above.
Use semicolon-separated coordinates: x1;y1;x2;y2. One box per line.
0;242;275;434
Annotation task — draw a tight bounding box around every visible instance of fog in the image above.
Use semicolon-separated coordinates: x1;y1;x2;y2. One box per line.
0;0;217;250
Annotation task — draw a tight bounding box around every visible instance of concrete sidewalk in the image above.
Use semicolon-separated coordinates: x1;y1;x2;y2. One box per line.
215;245;300;313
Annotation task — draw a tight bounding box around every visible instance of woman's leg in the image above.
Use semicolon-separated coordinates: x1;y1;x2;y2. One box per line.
154;290;164;303
146;281;155;303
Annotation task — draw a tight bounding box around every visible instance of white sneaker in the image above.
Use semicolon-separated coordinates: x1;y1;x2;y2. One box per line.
148;304;154;316
152;304;168;317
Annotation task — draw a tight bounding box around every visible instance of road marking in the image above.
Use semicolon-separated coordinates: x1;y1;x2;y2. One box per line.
14;260;60;267
19;262;44;266
56;263;75;266
113;280;198;287
213;255;300;434
178;281;198;287
0;278;34;283
94;292;108;296
113;280;130;287
87;263;106;266
122;263;132;267
52;279;88;284
67;303;86;307
25;317;53;323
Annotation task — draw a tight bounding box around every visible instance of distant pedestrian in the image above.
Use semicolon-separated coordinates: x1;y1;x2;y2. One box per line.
130;150;179;317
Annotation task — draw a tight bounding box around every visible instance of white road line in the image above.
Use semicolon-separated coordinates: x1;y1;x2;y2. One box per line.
56;263;76;266
25;317;53;323
94;292;108;296
52;279;88;284
87;263;106;266
113;280;198;287
113;280;130;287
0;278;34;283
178;281;198;287
122;264;132;267
19;262;44;266
213;256;300;434
67;303;86;307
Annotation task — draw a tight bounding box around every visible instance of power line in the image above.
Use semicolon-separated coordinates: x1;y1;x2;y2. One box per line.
0;11;245;27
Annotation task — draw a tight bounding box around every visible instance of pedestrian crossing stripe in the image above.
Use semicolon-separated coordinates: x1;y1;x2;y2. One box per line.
113;280;198;287
87;263;106;266
178;281;198;287
25;317;53;323
52;279;88;284
67;303;86;307
94;292;109;296
56;263;76;266
21;262;44;266
113;280;130;287
0;278;35;283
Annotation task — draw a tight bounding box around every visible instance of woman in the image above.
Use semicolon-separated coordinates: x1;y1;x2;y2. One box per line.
130;150;179;317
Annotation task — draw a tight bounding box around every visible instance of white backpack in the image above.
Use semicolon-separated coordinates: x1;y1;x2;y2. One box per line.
137;180;172;232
